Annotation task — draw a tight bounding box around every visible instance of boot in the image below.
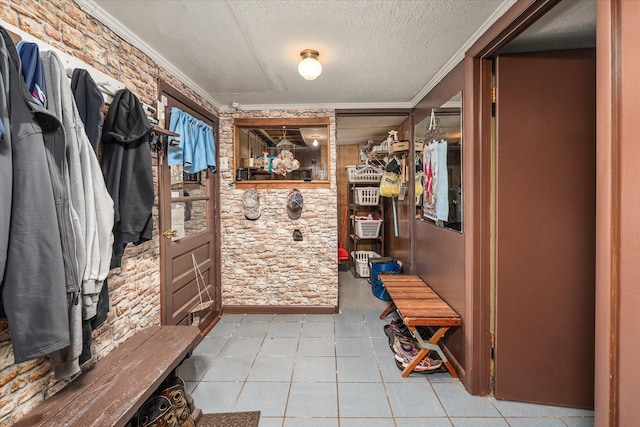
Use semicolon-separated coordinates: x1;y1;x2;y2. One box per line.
137;395;178;427
157;375;193;427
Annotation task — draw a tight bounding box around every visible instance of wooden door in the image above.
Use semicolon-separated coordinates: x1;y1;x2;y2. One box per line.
158;83;220;334
493;49;595;408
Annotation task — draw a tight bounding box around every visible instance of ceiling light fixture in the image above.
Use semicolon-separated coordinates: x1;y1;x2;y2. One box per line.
298;49;322;80
312;139;319;147
276;126;294;148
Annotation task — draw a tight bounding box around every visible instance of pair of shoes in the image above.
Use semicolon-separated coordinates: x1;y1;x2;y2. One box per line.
394;356;443;373
384;324;418;352
389;319;411;338
392;336;443;373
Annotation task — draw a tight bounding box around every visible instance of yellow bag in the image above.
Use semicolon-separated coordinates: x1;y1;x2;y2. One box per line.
415;172;424;196
380;171;401;197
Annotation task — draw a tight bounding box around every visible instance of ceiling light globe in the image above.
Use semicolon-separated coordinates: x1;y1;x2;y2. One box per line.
298;49;322;80
313;139;319;147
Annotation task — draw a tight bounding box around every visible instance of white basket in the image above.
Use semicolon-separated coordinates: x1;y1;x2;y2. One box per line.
354;187;380;206
346;165;384;183
351;250;380;277
354;217;383;238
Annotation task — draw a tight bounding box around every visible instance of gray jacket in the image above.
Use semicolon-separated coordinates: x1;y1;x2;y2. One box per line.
41;51;115;378
0;27;70;363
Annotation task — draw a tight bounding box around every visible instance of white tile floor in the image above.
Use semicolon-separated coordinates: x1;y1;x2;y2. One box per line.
177;272;594;426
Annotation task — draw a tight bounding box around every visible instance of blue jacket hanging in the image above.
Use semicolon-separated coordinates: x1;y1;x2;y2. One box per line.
16;41;47;107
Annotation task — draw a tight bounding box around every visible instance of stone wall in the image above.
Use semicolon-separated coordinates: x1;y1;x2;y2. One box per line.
0;1;218;425
219;111;339;308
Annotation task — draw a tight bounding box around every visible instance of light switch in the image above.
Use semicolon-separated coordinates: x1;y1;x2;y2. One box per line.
219;157;229;171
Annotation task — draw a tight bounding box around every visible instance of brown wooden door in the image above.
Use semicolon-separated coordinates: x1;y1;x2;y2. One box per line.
493;49;595;408
158;82;220;334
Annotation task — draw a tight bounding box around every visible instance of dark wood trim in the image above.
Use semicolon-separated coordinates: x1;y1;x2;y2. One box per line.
234;117;330;127
463;54;494;396
601;0;620;424
157;81;219;125
467;0;561;58
335;108;411;117
463;0;566;396
156;78;222;326
222;305;338;315
234;181;331;190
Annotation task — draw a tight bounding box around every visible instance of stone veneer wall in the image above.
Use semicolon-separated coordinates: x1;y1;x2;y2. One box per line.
219;111;339;308
0;1;218;425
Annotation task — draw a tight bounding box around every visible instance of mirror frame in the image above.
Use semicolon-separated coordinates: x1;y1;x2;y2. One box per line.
233;117;331;189
415;91;463;233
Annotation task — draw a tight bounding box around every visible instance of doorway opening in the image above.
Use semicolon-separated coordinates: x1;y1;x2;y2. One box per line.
335;111;411;310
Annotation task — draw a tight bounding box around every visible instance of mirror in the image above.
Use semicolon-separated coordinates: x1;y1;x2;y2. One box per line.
234;118;330;186
415;92;462;232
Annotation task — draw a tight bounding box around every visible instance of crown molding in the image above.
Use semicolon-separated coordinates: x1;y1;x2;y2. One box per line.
410;0;517;107
222;101;413;112
76;0;223;111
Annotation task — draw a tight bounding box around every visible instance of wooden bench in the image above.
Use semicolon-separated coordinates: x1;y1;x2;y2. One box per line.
379;275;461;378
14;325;201;427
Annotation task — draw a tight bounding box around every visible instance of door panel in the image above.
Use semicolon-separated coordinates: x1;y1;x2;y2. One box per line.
494;50;595;408
158;84;220;333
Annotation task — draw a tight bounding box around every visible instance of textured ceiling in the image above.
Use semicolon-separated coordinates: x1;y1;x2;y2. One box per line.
82;0;513;110
79;0;595;146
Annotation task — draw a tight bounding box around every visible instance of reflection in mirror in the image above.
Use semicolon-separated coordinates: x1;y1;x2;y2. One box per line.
170;199;208;240
234;118;330;182
415;92;462;232
170;162;207;198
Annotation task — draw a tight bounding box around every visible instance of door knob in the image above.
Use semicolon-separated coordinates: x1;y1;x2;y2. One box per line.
163;229;178;239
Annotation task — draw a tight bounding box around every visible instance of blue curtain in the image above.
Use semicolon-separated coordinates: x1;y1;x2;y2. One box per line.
168;107;216;173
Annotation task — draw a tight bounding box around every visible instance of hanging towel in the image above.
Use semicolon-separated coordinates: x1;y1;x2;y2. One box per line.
422;141;438;221
436;140;449;222
71;68;104;154
168;107;216;173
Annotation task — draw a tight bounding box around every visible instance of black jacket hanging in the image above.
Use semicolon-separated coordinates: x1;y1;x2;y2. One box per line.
71;68;104;153
101;89;153;269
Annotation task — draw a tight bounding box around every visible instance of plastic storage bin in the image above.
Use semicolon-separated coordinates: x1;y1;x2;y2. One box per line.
351;250;380;277
346;165;384;183
354;217;383;238
354;187;380;206
369;258;402;301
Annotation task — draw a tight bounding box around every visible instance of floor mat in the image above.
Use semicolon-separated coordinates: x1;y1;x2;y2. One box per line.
197;411;260;427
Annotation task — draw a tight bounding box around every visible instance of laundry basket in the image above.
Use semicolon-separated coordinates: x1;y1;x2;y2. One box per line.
346;165;384;183
351;250;380;277
354;217;383;238
354;187;380;206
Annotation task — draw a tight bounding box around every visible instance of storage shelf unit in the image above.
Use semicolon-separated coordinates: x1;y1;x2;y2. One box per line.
347;182;384;277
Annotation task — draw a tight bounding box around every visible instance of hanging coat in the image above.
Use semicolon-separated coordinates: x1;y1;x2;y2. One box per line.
71;68;104;153
41;51;115;378
101;89;153;269
0;27;70;363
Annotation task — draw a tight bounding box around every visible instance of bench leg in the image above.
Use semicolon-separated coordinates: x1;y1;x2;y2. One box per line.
379;302;396;320
408;326;458;378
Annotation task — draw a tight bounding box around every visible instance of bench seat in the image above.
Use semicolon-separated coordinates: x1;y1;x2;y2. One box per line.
379;275;461;377
14;325;201;427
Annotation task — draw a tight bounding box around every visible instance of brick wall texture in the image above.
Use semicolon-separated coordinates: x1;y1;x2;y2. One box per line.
0;1;339;425
219;111;338;308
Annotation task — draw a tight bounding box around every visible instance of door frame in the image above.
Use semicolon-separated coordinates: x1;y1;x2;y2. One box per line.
156;79;221;335
463;0;566;395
